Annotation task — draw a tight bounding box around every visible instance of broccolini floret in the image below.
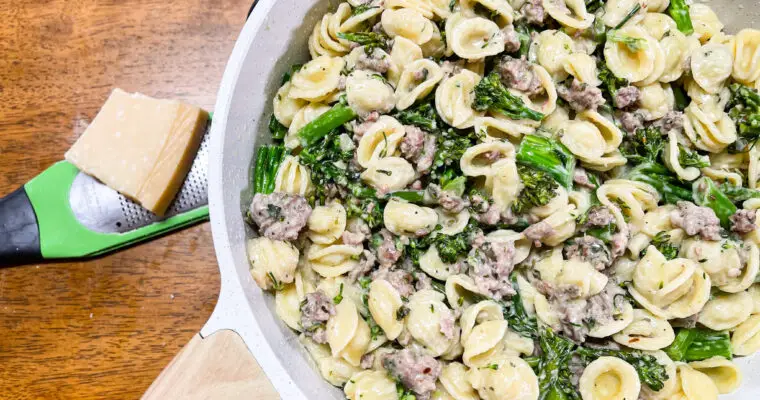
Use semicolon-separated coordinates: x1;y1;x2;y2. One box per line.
472;72;545;121
727;83;760;149
394;100;441;131
516;134;576;188
597;62;629;106
432;129;479;177
619;126;665;164
512;165;560;214
642;231;679;260
577;346;670;392
336;31;391;52
678;145;710;168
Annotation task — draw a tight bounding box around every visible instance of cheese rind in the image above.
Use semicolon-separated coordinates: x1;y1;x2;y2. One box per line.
65;88;208;216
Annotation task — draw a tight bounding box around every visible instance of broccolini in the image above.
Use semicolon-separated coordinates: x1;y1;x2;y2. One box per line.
472;72;545;121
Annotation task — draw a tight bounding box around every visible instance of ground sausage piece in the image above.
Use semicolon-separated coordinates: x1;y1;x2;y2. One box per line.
523;221;555;244
652;111;684;134
300;290;335;344
498;56;543;96
502;24;522;53
585;206;615;228
439;308;458;340
474;203;502;225
348;250;377;282
610;227;629;259
618;111;645;134
613;86;640;109
671;201;722;240
356;48;391;74
427;184;469;213
520;0;545;25
467;239;517;300
372;268;416;297
564;236;612;270
351;111;380;141
401;125;426;160
383;349;442;399
249;193;312;241
731;209;757;234
360;353;375;370
415;134;437;174
558;79;605;112
573;167;596;189
375;229;402;267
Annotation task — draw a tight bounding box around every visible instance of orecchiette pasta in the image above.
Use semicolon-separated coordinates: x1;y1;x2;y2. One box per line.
308;3;352;58
383;198;438;236
368;279;405;340
395;59;444;110
435;70;483;128
274;155;313;196
602;0;642;27
612;308;675;350
407;290;460;356
326;300;371;367
690;4;724;43
273;81;306;127
532;30;574;81
388;36;423;86
247;237;299;290
466;356;539;400
420;246;463;280
460;0;513;26
275;283;302;331
732;29;760;84
381;8;434;45
288;56;345;102
345;70;395;117
285;102;330;148
446;13;505;60
360;156;416;192
641;13;677;40
435;208;470;236
543;0;593;30
356;116;406;167
299;336;361;386
683;101;737;153
460;141;516;177
604;27;663;85
439;362;479;400
732;314;760;356
344;370;398;400
579;356;641;400
308;243;363;278
676;363;720;400
486;159;522;212
659;30;700;83
688;357;743;394
628;246;711;319
680;238;758;293
562;53;600;86
597;180;660;233
307;202;346;244
691;43;734;95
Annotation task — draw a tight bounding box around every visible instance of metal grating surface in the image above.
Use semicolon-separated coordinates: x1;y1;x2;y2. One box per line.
70;129;209;234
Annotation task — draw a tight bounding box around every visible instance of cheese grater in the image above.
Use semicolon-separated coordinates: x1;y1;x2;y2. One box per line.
0;129;210;266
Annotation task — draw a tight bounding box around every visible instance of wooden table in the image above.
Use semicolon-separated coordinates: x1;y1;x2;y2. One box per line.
0;1;253;398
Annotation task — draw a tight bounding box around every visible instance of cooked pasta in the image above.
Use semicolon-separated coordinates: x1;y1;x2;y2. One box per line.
245;0;760;397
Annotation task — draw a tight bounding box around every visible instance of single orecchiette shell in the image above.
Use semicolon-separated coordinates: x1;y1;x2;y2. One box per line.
395;58;444;110
299;335;360;386
588;301;634;338
308;3;352;58
677;363;720;400
604;26;661;84
368;279;405;340
247;237;299;290
659;30;701;83
466;356;539;400
275;284;302;331
346;70;395;117
486;159;522;212
388;36;423;87
381;8;435;45
344;370;398;400
435;69;484;128
460;0;514;27
383;198;438;237
326;300;371;367
439;362;479;400
445;13;506;60
289;56;345;102
532;30;574;81
683;101;737;154
698;291;753;331
732;29;760;84
435;207;471;236
612;308;675;350
641;13;677;40
356;116;406;168
308;243;363;278
543;0;593;30
732;314;760;356
274;155;313;196
273;81;307;127
690;3;724;43
688;357;743;395
579;356;641;400
562;53;600;86
597;179;660;232
691;43;733;94
460;141;516;177
628;246;711;319
407;290;460;356
307;202;347;245
360;156;416;192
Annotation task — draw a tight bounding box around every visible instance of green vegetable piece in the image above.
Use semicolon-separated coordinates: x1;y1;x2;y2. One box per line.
442;176;467;197
394;100;440;131
649;231;679;260
666;328;733;361
614;3;642;29
389;190;425;203
269;115;287;140
297;102;357;148
512;165;560;214
336;31;390;52
252;145;287;195
672;84;690;111
678;145;710;168
719;182;760;203
606;30;647;52
728;83;760;148
472;72;545;121
626;162;693;204
667;0;695;35
516;134;576;189
620;126;665;164
692;177;737;228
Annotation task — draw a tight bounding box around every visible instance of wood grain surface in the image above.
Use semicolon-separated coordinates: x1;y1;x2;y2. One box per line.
0;1;252;398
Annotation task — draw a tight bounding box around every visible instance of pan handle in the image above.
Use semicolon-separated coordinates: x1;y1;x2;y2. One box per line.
141;330;280;400
0;186;43;266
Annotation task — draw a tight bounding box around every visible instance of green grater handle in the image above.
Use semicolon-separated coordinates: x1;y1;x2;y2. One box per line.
15;161;209;261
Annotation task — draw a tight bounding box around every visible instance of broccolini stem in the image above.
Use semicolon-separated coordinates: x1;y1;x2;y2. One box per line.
516;134;576;189
253;145;287;194
626;162;693;204
336;31;390;51
388;190;425;203
719;182;760;203
667;0;694;35
692;177;737;228
269;115;287;140
298;102;357;148
666;328;732;361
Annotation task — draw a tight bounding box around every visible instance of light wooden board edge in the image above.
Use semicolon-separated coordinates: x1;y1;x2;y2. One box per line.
142;330;280;400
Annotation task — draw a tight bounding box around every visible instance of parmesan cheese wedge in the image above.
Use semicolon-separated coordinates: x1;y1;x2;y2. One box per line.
65;89;208;216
